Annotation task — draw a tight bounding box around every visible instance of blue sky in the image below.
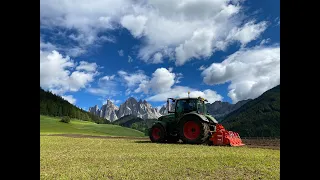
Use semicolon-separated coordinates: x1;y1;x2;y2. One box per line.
40;0;280;110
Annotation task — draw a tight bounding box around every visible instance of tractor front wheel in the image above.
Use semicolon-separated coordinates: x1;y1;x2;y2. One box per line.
149;124;166;143
179;118;210;144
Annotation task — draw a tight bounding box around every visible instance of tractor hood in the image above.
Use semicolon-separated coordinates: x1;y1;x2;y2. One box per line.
181;112;219;124
204;114;218;124
159;113;175;120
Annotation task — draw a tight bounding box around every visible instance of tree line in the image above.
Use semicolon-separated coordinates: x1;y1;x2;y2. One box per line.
40;87;109;124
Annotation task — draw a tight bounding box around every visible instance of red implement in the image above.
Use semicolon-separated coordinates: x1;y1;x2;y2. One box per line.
210;124;245;146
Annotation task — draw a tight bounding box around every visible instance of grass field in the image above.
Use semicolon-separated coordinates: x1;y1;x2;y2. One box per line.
40;115;280;179
40;136;280;180
40;115;145;137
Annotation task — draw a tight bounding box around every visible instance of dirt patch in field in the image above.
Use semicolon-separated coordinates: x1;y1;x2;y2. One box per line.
42;134;280;150
242;139;280;150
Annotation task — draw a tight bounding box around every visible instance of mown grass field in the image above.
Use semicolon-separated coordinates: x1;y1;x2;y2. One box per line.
40;136;280;180
40;115;280;179
40;115;145;137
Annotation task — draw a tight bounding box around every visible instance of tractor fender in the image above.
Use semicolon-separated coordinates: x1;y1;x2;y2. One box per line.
179;112;210;124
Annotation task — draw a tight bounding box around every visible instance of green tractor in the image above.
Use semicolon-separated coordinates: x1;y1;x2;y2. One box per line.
149;96;244;146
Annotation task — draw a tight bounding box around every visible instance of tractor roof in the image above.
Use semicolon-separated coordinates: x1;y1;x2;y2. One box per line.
169;96;208;102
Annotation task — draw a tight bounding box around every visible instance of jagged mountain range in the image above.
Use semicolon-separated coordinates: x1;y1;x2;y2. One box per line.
89;97;250;122
89;97;162;122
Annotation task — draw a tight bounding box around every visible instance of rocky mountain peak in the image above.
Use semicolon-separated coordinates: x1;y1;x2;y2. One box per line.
89;97;162;121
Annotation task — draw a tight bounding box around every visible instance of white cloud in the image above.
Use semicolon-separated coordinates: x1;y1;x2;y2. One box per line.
87;88;118;96
40;50;98;94
202;45;280;103
62;95;76;104
198;65;207;71
128;55;133;63
120;15;148;38
175;73;183;83
118;70;149;89
40;38;86;57
67;47;87;57
152;52;163;64
41;0;269;65
149;68;175;93
40;0;121;56
40;40;57;51
76;61;98;72
260;38;271;45
87;74;118;97
228;21;267;46
121;67;223;103
146;86;223;103
100;75;115;81
118;49;124;56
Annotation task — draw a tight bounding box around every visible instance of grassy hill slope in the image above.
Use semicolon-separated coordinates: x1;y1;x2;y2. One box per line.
40;115;145;137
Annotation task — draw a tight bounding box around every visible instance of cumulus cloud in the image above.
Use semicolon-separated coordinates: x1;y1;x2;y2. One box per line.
118;70;149;88
146;86;223;103
120;15;148;38
40;50;98;94
149;68;176;93
202;45;280;103
62;95;77;104
121;67;223;103
76;61;98;72
40;0;268;65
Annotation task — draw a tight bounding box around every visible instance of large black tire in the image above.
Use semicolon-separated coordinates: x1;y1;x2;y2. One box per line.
179;117;210;144
149;124;166;143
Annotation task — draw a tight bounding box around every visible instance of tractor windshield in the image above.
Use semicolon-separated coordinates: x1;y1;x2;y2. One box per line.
176;99;197;113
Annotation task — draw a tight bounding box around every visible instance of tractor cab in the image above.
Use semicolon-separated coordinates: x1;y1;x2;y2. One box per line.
167;97;208;116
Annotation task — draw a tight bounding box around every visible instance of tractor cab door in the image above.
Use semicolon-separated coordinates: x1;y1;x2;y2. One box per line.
166;98;178;135
175;100;185;120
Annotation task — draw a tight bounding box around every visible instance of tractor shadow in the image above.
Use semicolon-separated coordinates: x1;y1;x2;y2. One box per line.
134;140;216;146
134;140;183;145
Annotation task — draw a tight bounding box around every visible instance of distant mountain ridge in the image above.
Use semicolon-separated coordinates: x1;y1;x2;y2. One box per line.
89;97;162;122
221;85;280;137
89;96;252;123
206;99;252;121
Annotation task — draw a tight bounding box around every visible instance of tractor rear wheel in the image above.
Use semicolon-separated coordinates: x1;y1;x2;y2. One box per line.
179;118;210;144
149;124;166;143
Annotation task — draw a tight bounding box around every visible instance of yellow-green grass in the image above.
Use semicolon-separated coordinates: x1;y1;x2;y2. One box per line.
40;136;280;180
40;115;145;137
